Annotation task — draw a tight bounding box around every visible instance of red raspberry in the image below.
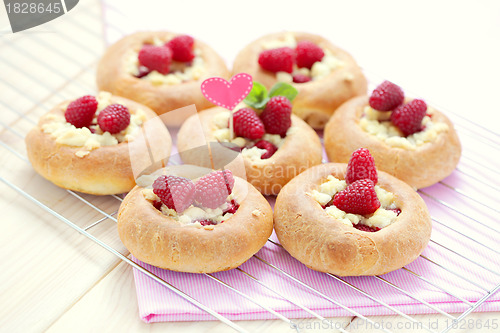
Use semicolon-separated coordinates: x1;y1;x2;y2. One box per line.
254;140;278;159
332;179;381;215
232;108;265;140
194;170;235;209
97;104;131;134
369;81;405;111
152;175;196;213
295;41;324;69
345;148;378;185
166;35;195;62
260;96;292;136
138;44;172;74
292;74;312;83
65;95;98;128
353;224;380;232
258;47;295;73
391;99;427;136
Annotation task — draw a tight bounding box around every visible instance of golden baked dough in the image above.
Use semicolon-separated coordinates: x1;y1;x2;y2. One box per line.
232;31;367;129
25;95;172;195
96;31;230;126
117;176;273;273
324;96;461;189
274;163;432;276
177;107;323;195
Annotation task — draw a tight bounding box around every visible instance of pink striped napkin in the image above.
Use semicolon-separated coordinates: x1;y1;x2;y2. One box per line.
131;119;500;323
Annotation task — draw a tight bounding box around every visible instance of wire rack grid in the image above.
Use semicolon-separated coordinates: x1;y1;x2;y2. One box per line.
1;4;500;333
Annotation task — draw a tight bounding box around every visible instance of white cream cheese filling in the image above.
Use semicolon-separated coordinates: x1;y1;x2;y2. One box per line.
308;175;399;229
125;36;206;85
359;105;449;150
41;91;147;157
212;110;295;161
260;32;345;82
142;188;235;228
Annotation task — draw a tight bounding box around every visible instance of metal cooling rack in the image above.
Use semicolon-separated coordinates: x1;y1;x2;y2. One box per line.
1;3;499;332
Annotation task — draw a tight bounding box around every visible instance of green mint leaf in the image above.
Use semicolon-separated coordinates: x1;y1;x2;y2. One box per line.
244;82;269;109
268;82;299;102
253;98;270;109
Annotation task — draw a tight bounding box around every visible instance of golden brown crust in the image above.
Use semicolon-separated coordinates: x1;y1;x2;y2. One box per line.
324;96;462;189
96;31;230;126
232;32;367;129
176;107;323;195
117;177;273;273
25;96;172;195
274;163;432;276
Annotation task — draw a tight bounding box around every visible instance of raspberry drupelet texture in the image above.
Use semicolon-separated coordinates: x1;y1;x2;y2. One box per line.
138;44;172;75
345;148;378;185
391;99;427;136
152;175;196;213
369;80;405;111
232;108;265;140
295;41;324;69
194;170;235;209
97;104;131;134
258;47;295;73
332;179;381;215
260;96;292;136
65;95;98;128
166;35;195;62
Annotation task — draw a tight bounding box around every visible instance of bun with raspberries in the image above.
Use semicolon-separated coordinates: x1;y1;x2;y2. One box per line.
177;82;323;195
117;166;273;273
274;149;432;276
96;31;230;125
232;31;367;129
324;81;461;188
25;92;171;195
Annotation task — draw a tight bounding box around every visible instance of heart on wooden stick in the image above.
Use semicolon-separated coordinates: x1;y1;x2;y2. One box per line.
201;73;253;110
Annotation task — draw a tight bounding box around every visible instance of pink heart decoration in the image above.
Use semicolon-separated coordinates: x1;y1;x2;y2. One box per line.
201;73;253;110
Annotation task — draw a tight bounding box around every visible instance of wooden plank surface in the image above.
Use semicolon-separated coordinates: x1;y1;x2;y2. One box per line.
47;262;354;333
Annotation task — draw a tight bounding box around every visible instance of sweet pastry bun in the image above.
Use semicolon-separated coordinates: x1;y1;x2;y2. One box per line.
324;96;461;189
176;107;323;195
232;31;367;129
274;163;432;276
96;31;230;126
117;173;273;273
25;95;172;195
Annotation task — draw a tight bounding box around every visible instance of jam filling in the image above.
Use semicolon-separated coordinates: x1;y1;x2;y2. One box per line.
135;67;151;78
223;200;240;214
353;224;380;232
196;219;216;226
389;208;401;216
